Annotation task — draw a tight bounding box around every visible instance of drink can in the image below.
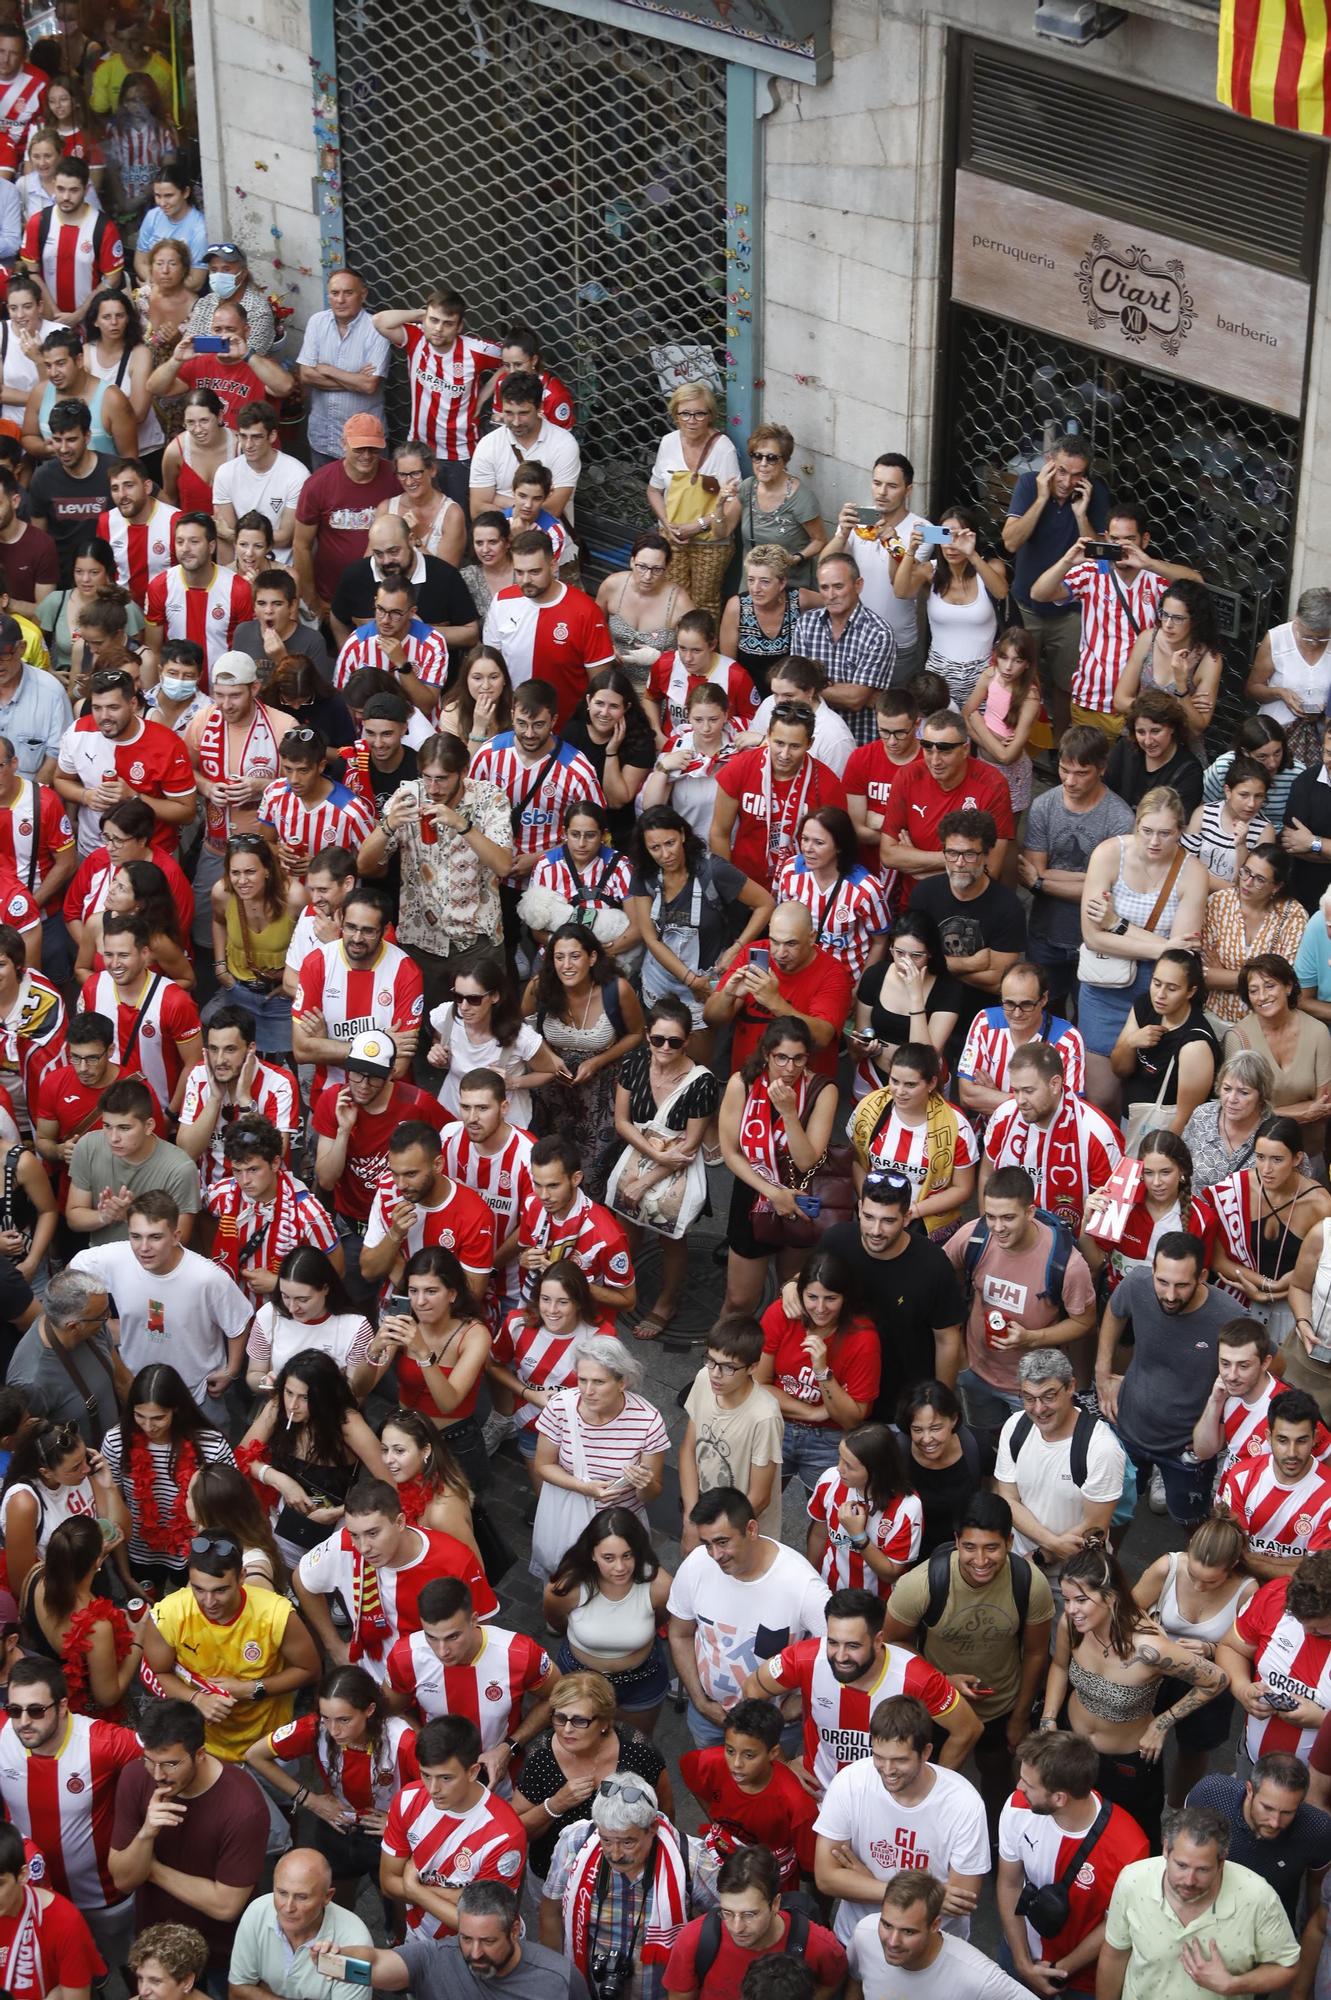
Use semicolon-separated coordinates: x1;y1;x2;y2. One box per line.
986;1310;1008;1340
125;1597;149;1624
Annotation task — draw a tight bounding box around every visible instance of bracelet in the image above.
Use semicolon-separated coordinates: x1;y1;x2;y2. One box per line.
1038;1716;1057;1732
544;1797;559;1818
294;1784;309;1807
849;1533;870;1550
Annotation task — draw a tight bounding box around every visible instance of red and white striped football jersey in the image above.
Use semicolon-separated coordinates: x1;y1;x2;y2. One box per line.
0;967;65;1103
1063;563;1168;716
772;859;890;982
0;1713;140;1909
957;1012;1087;1099
80;969;200;1106
0;777;74;886
1218;1457;1331;1564
806;1467;923;1597
859;1102;980;1195
258;779;376;878
297;1525;498;1684
1236;1578;1331;1760
334;624;449;692
381;1781;525;1935
21;204;122;314
177;1057;299;1191
58;715;196;858
98;500;180;611
530;848;632;910
984;1095;1124;1233
294;938;423;1093
492;1308;588;1432
767;1637;960;1792
1219;1375;1331;1479
0;65;46;150
385;1625;550;1748
516;1188;634;1299
439;1121;533;1312
402;325;502;462
467;737;602;867
144;563;253;677
363;1172;495;1279
0;873;39;939
205;1164;339;1300
267;1710;418;1815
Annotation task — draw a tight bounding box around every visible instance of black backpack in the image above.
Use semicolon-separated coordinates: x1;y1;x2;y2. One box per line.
693;1907;810;1987
1004;1406;1101;1491
919;1543;1032;1632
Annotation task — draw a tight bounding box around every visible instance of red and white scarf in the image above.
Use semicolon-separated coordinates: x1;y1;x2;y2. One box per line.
739;1071;809;1184
197;701;282;845
763;750;813;864
564;1819;690;1973
670;724;736;781
1208;1169;1293;1305
212;1169;299;1282
344;1528;392;1662
0;1885;43;1997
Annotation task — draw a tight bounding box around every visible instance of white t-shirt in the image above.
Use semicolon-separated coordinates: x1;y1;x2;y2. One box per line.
847;1916;1029;2000
428;1000;544;1132
69;1243;253;1405
750;694;855;776
993;1411;1127;1557
211;451;309;563
845;514;928;652
469;419;582;505
246;1305;374;1382
813;1758;990;1943
665;1540;829;1708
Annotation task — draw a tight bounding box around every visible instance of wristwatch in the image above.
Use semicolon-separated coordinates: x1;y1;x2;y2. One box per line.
1314;838;1324;856
253;1681;267;1700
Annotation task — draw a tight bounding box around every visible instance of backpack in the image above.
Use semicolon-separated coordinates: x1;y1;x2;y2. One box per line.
961;1206;1076;1314
693;1907;810;1988
1004;1405;1101;1491
920;1542;1032;1632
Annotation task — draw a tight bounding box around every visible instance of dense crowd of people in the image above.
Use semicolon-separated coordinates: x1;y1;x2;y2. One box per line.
0;15;1326;2000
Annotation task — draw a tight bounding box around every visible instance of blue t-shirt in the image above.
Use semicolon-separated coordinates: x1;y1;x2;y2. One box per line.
135;202;209;268
1006;469;1109;615
1295;917;1331;1000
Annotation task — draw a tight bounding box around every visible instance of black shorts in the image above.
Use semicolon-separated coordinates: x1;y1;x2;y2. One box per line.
1155;1674;1234;1753
727;1176;767;1261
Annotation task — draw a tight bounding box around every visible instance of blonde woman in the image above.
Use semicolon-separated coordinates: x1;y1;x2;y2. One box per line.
1078;784;1209;1060
645;381;741;614
719;544;824;696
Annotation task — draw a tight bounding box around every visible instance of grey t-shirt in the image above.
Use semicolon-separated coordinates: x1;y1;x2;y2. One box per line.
1114;1267;1230;1456
1025;785;1135;951
848;1919;1029;2000
67;1133;201;1246
5;1323;119;1442
396;1938;591;2000
231;619;332;680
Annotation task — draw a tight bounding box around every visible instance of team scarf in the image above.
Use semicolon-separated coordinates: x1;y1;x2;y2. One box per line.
344;1527;393;1662
0;1886;44;1997
128;1430;198;1556
197;700;282;845
564;1818;690;1973
212;1169;300;1283
739;1070;811;1184
849;1084;961;1236
762;749;813;864
671;731;735;781
1208;1169;1285;1303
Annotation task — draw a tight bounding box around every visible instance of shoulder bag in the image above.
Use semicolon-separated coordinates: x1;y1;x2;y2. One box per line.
1077;846;1183;991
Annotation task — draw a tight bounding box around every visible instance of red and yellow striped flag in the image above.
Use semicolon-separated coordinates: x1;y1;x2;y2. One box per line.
1218;0;1331;134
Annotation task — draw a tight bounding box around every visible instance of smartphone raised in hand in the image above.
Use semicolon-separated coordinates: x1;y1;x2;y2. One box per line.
749;946;770;975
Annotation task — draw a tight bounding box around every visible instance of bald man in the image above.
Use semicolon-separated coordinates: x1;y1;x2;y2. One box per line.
329;511;479;654
228;1846;375;2000
703;898;854;1078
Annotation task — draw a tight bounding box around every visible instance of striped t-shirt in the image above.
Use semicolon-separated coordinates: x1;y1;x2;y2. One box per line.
101;1424;236;1574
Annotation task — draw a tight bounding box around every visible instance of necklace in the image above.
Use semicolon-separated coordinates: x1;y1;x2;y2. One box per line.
568;984;596;1033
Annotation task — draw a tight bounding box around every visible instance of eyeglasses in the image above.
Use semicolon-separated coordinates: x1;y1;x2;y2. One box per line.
632;561;666;577
1002;996;1042;1013
768;1050;808;1067
942;848;984;863
706;1356;741;1377
750;451;784;464
1238;866;1273;886
189;1534;239;1559
648;1033;686;1049
4;1701;54;1720
552;1710;596;1731
677;409;710;421
880;726;915;741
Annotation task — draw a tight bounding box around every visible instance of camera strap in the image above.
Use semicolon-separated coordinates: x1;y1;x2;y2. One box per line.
1044;1795;1112;1912
1105;566;1141;640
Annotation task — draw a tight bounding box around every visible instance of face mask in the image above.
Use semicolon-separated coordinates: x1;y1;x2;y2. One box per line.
209;271;240;299
160;677;197;702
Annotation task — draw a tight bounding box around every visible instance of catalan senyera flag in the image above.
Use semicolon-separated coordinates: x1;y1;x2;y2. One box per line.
1218;0;1331;134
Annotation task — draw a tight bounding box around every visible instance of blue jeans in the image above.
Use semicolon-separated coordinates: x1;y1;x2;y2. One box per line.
957;1368;1023;1432
1113;1424;1215;1527
782;1418;841;1491
1078;961;1153;1058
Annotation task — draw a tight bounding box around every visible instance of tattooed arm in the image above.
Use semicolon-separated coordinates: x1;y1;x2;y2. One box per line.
1133;1628;1228;1762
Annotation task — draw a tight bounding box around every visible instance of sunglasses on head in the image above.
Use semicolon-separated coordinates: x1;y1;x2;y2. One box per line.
770;701;815;727
89;670;128;695
189;1534;239;1559
863;1169;911;1198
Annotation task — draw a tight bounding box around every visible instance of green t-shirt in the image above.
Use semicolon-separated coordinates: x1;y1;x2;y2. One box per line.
887;1551;1054;1719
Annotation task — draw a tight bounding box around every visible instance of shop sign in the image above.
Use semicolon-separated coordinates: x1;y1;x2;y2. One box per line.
951;170;1310;418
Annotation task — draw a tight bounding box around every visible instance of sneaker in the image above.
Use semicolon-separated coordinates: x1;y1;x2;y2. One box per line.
481;1412;515;1452
1147;1467;1167;1515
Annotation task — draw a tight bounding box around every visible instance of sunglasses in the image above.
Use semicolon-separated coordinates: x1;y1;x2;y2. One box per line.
283;728;318;746
36;1421;80;1465
552;1710;596;1731
863;1169;912;1196
648;1033;686;1049
229;833;266;852
750;451;784;464
770;701;815;727
924;739;966;753
599;1779;653;1804
454;992;488;1007
190;1534;239;1559
89;669;129;695
4;1701;54;1720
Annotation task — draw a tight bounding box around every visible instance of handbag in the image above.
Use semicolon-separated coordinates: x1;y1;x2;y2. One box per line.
530;1388;599;1580
748;1078;856;1251
1120;1049;1179;1159
605;1065;710;1242
1077;847;1183;991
